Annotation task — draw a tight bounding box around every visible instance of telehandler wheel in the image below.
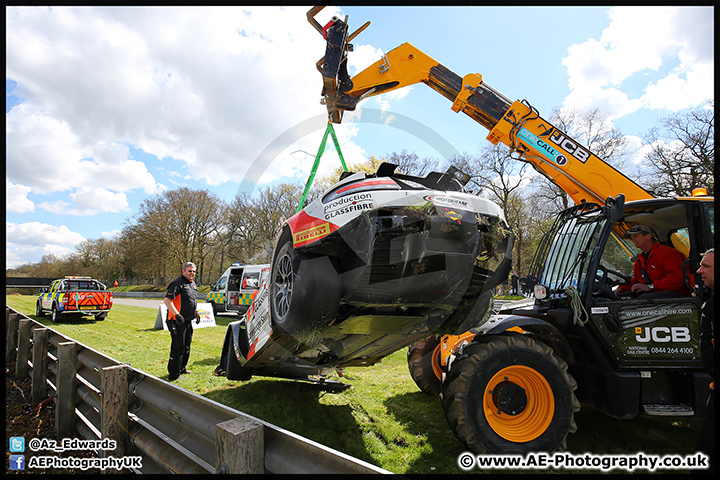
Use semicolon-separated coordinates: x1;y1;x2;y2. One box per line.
407;336;443;397
442;334;580;454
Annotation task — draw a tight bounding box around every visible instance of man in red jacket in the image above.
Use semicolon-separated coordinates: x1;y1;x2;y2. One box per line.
613;224;691;299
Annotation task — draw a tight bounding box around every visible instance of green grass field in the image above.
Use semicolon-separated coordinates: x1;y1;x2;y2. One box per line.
6;295;705;474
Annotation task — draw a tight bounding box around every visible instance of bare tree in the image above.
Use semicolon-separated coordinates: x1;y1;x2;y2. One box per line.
551;106;630;168
640;102;714;197
121;187;226;285
73;238;124;283
383;149;440;176
119;220;173;284
227;183;303;265
530;106;631;213
34;254;66;279
463;143;530;212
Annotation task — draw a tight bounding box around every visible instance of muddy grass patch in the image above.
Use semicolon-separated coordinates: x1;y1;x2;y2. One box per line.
5;362;102;475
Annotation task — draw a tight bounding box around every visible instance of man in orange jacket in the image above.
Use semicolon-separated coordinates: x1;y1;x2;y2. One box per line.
613;224;691;299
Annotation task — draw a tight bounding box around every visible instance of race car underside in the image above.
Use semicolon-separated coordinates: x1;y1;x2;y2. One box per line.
217;162;513;382
220;207;510;380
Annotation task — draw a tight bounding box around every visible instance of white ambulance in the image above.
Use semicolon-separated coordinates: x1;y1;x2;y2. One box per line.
206;263;270;316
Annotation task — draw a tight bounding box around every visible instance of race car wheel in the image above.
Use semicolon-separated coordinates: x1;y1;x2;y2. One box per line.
442;334;579;454
270;231;340;335
36;301;46;317
407;336;443;397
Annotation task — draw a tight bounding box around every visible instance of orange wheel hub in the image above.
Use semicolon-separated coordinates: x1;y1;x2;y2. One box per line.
483;365;554;442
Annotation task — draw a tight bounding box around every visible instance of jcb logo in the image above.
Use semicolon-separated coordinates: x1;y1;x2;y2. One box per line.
547;129;591;163
635;326;691;343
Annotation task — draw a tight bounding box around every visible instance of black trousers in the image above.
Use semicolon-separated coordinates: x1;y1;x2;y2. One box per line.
167;321;193;379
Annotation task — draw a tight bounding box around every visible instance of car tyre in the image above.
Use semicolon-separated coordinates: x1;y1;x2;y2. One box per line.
225;341;253;381
36;301;46;317
269;231;340;335
51;304;63;323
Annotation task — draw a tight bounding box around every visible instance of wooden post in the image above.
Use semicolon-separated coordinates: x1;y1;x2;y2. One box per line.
6;311;20;362
15;319;32;379
56;341;78;438
216;417;264;474
32;328;49;403
101;364;129;470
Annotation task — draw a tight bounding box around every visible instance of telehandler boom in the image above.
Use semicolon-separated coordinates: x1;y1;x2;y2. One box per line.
309;8;653;207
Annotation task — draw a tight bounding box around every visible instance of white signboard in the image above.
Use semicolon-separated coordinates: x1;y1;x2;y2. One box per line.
154;302;216;330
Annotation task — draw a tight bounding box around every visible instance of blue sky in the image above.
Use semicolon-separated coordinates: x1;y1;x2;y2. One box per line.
6;6;714;268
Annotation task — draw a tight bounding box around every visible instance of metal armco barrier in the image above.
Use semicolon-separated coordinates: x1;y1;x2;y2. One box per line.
5;306;389;474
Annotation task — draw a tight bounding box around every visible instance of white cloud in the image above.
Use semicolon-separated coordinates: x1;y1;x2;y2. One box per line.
348;43;384;73
6;181;35;213
622;135;645;165
6;221;87;267
561;6;714;118
6;103;164;198
642;63;714;110
5;6;342;198
6;243;77;269
5;103;89;195
101;229;122;238
6;221;86;248
38;187;130;216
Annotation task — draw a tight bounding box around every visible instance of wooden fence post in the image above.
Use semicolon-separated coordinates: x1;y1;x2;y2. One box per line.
101;364;129;470
15;319;33;378
32;328;49;403
6;311;20;362
216;417;264;474
56;341;78;438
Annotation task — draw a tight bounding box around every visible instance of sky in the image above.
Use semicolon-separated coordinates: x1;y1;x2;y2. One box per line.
5;6;714;269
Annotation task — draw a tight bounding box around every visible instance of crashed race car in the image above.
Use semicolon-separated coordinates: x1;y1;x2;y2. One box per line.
217;162;513;384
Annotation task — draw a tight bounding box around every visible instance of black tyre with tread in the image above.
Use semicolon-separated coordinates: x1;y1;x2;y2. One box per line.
269;231;340;335
51;304;63;323
442;334;580;454
407;336;442;397
225;342;253;381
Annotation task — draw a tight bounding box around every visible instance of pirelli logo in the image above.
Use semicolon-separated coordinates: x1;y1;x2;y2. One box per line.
293;223;330;245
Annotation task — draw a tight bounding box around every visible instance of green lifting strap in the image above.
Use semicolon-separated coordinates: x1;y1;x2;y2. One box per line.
296;122;349;213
